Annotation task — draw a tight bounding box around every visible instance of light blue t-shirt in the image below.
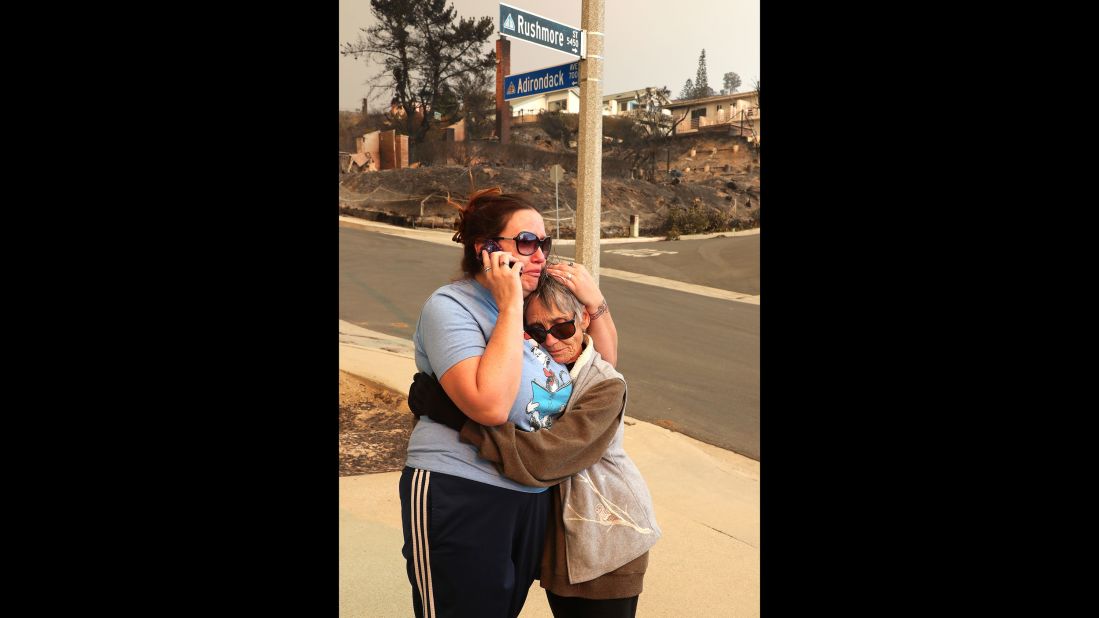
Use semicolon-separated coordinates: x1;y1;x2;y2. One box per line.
406;279;574;492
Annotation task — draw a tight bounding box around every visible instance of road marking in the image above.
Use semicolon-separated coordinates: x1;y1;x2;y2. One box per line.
600;268;760;305
605;248;678;257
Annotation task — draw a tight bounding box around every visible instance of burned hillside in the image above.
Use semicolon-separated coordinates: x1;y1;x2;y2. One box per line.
339;124;759;238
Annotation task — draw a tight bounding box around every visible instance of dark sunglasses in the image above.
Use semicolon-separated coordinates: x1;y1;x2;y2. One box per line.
524;319;576;344
491;231;552;256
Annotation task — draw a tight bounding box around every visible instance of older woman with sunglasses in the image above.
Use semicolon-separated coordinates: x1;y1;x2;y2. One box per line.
399;188;619;618
409;271;659;618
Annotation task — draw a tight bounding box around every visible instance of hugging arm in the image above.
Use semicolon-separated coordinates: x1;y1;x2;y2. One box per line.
409;372;625;487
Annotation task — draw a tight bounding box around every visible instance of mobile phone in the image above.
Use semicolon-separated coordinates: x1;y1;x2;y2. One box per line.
483;240;517;268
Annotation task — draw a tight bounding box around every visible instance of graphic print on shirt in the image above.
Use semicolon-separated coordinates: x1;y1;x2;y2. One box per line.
526;341;572;430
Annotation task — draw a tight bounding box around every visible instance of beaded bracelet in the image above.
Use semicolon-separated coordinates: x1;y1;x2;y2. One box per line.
589;299;609;321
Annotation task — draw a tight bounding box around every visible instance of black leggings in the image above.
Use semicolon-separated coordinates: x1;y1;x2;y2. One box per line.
546;591;640;618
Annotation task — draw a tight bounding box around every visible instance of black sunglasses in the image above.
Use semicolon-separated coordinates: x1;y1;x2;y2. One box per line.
491;231;552;256
524;319;576;344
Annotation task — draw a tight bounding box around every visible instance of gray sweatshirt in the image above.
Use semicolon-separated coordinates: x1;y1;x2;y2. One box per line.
459;336;662;598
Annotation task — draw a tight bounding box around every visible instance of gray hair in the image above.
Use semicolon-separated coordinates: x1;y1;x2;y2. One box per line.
526;267;585;325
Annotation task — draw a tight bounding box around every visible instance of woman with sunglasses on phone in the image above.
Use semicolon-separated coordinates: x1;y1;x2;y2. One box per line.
400;188;619;618
408;271;658;618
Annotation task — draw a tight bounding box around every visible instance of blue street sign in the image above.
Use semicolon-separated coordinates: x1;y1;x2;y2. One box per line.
499;3;582;57
504;61;580;101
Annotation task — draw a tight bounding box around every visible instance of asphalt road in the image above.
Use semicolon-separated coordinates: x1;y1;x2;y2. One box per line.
555;234;760;296
339;226;760;460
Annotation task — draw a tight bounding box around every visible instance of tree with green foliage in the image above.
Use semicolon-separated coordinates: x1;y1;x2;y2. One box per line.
451;71;495;140
537;111;575;150
722;71;741;94
693;49;714;98
340;0;494;161
678;78;694;100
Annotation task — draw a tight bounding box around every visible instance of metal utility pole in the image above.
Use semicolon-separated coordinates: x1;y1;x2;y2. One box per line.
576;0;604;285
549;164;565;239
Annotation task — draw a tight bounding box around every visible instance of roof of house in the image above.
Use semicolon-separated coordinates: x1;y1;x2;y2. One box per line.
602;89;642;102
602;86;666;102
667;91;758;108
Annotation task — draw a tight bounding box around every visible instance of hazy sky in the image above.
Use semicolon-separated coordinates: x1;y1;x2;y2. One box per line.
339;0;759;111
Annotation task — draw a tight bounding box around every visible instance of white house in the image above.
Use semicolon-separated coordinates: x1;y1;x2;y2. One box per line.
508;88;581;124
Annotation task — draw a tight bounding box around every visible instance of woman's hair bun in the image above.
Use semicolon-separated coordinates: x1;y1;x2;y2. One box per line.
451;187;503;244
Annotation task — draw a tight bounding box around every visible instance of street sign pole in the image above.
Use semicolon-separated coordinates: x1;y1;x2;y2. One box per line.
497;2;588;250
576;0;604;285
549;164;565;239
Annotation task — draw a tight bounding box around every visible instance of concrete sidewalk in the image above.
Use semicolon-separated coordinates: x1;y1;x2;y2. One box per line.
339;321;760;617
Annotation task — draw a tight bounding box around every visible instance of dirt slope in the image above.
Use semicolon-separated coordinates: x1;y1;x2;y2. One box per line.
339;128;759;237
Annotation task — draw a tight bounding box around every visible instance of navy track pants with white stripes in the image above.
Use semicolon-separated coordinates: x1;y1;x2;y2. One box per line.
400;467;551;618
